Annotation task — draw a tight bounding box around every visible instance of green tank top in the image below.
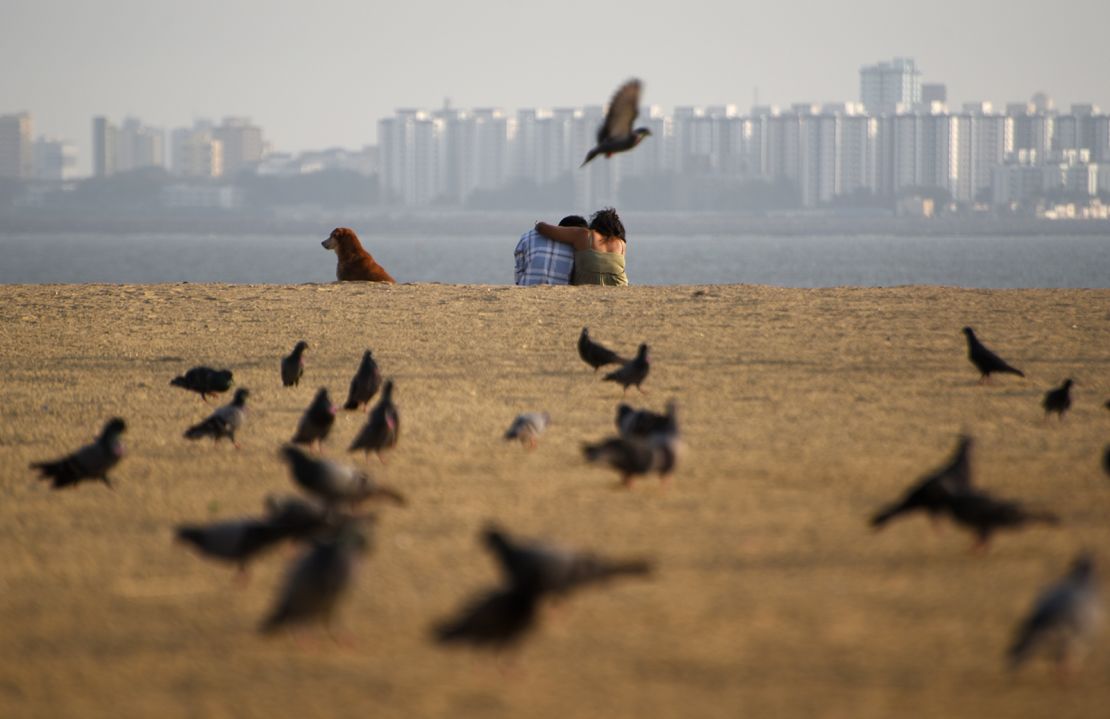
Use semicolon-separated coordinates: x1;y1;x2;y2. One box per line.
573;235;628;286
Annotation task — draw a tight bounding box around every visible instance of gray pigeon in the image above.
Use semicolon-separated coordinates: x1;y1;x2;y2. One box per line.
281;341;309;387
259;521;371;635
348;380;399;462
483;525;653;598
962;327;1024;383
170;366;234;401
870;435;974;529
343;350;382;411
1009;553;1102;673
504;412;550;450
184;388;249;448
578;327;625;372
433;585;541;650
616;400;676;439
580;79;653;167
583;434;678;488
603;343;650;395
30;417;126;490
291;388;336;450
175;517;290;575
281;444;405;508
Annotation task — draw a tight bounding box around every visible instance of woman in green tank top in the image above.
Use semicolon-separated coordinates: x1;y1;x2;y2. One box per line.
534;207;628;286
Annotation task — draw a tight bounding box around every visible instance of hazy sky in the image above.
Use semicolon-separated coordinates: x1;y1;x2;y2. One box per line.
4;0;1108;174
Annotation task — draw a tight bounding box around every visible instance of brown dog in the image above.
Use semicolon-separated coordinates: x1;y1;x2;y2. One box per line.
321;228;396;283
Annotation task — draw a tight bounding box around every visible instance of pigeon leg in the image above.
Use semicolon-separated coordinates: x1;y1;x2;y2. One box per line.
621;474;636;489
636;384;648;395
377;452;388;466
527;436;537;451
234;566;251;589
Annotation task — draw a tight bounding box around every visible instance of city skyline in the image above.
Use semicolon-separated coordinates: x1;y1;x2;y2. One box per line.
3;0;1110;175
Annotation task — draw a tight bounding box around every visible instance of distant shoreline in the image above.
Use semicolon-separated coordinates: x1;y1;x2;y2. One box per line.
3;209;1110;237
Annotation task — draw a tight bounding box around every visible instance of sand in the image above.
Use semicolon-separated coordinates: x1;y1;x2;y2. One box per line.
1;282;1108;718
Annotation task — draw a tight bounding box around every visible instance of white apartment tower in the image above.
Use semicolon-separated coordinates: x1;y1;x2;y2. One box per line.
860;58;922;115
0;112;34;179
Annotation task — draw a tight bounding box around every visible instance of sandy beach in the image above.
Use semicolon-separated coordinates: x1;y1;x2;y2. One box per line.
1;282;1108;718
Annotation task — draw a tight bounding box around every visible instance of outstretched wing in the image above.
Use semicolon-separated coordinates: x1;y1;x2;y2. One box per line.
597;79;642;144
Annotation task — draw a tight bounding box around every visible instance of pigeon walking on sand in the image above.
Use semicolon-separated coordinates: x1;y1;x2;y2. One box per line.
947;489;1059;551
343;350;382;411
176;517;294;577
291;388;336;451
281;341;309;387
1042;379;1073;421
1008;553;1102;674
578;327;625;373
433;585;542;651
616;401;675;439
281;445;405;509
259;521;371;637
184;388;249;448
583;434;678;488
580;79;653;167
962;327;1024;383
604;343;650;395
30;417;127;490
504;412;550;450
870;435;973;530
348;380;399;462
170;366;234;401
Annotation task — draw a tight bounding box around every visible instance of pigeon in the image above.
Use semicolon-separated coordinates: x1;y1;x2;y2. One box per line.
483;525;653;598
1042;379;1073;420
947;490;1059;550
175;517;291;575
578;327;625;373
870;435;974;529
281;341;309;387
580;79;653;167
170;366;234;401
259;521;371;636
281;445;405;508
184;388;249;448
30;417;126;490
583;434;677;488
348;380;399;462
263;495;333;541
616;401;676;439
962;327;1024;383
343;350;382;411
433;585;542;651
1008;553;1102;673
291;388;336;450
603;343;650;395
1103;444;1110;479
504;412;550;450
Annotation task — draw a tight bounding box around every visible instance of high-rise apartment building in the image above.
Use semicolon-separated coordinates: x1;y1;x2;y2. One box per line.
33;137;78;180
116;117;164;172
92;116;117;177
213;117;264;177
0;112;34;179
860;58;922;115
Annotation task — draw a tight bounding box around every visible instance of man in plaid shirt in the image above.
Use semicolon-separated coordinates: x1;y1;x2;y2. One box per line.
514;215;587;285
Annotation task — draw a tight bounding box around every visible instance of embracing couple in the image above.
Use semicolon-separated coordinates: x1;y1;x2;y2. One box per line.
513;207;628;286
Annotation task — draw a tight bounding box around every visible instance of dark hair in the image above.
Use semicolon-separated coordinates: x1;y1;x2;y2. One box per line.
588;207;625;241
557;215;588;228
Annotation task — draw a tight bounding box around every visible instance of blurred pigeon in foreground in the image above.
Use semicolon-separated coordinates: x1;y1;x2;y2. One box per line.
483;525;652;598
870;435;973;530
580;79;652;167
962;327;1024;383
348;380;399;462
504;412;550;450
281;341;309;387
263;495;332;539
603;343;650;395
1042;379;1073;420
176;517;291;575
343;350;382;411
171;366;234;401
433;585;541;651
291;388;336;451
282;445;405;508
583;434;678;488
947;490;1059;551
1008;553;1102;674
184;388;249;448
30;417;126;490
616;400;676;439
578;327;625;372
259;521;371;636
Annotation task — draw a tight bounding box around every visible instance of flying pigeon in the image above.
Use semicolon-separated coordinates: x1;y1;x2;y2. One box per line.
870;435;973;529
281;444;405;509
947;490;1059;551
30;417;126;490
962;327;1024;383
1042;379;1073;420
482;525;652;598
281;341;309;387
170;366;234;401
184;388;249;448
580;79;653;167
343;350;382;411
603;343;650;395
504;412;550;450
259;521;371;636
578;327;625;372
1008;553;1102;674
291;388;336;451
348;380;399;462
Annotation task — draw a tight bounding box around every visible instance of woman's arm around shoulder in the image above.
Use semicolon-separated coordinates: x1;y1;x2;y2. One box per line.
535;222;591;251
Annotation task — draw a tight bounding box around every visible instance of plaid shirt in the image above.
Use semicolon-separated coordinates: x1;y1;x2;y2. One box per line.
514;229;574;285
